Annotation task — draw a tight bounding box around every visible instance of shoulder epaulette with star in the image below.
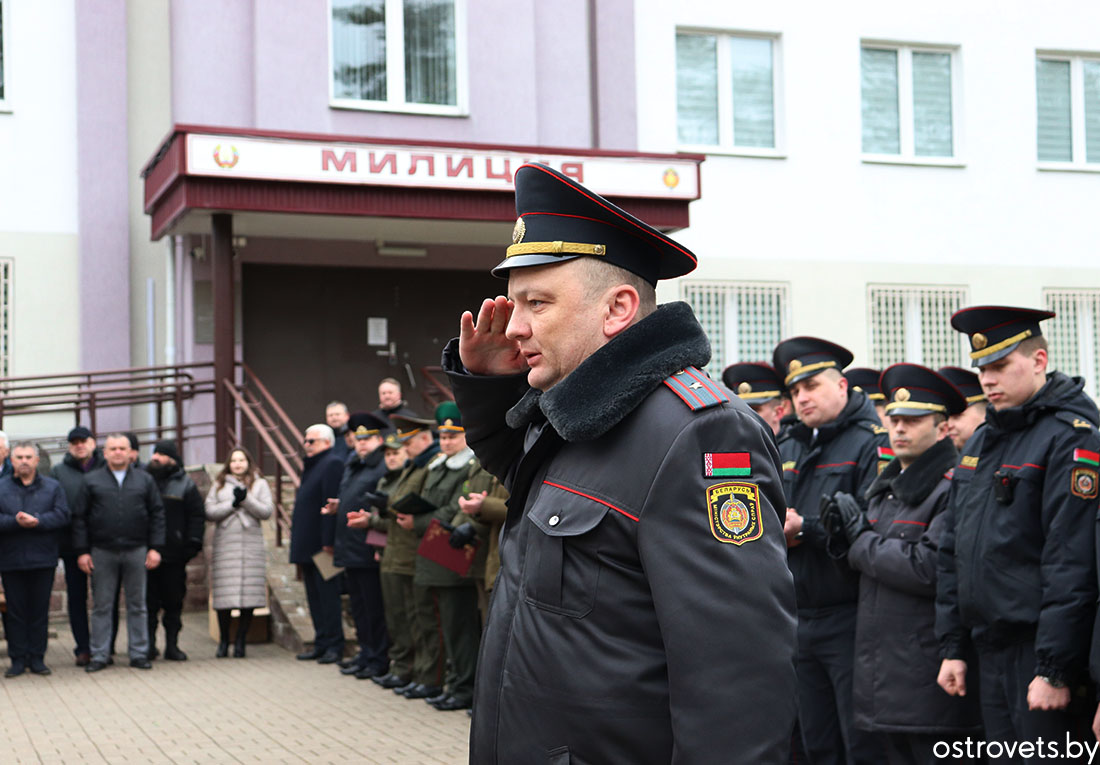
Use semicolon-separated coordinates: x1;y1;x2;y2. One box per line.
664;367;730;412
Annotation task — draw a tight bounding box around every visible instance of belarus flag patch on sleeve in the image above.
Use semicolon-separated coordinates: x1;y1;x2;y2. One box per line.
704;452;751;477
1074;449;1100;467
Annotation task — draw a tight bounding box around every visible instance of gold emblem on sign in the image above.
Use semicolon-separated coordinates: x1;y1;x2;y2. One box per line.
972;333;988;350
895;388;911;402
788;359;803;374
737;382;752;394
512;217;526;244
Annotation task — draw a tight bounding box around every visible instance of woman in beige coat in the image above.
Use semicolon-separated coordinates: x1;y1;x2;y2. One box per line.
204;447;273;658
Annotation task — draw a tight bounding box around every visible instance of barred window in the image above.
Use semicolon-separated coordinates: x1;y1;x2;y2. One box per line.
0;259;11;376
867;285;968;369
680;281;789;380
1043;289;1100;400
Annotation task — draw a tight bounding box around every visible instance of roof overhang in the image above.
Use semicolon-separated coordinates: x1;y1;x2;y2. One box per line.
141;125;704;242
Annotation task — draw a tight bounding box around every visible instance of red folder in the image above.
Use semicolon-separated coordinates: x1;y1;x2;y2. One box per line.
416;518;479;577
366;529;387;548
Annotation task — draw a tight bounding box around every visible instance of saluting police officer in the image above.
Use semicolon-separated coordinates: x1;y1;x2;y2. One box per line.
724;362;791;437
936;306;1100;750
823;364;983;763
773;337;888;765
845;368;887;427
445;163;797;763
938;366;989;452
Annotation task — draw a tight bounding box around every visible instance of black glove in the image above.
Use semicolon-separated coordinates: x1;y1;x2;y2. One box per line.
365;491;388;511
448;523;477;549
819;493;848;559
232;486;247;507
832;491;872;545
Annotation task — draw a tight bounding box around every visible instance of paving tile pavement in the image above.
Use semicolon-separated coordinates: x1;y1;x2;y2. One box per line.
0;612;470;764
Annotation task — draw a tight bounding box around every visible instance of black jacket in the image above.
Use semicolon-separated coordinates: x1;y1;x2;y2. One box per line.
72;464;166;553
848;436;982;734
0;473;71;571
372;402;420;429
147;464;205;564
937;372;1100;685
333;448;386;568
445;302;798;765
289;449;344;565
51;449;105;556
779;390;890;610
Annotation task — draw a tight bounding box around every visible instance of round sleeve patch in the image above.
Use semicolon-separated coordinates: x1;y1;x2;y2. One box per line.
706;482;763;545
1072;467;1098;499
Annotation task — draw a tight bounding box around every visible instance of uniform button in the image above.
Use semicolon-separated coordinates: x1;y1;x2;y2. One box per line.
548;515;560;526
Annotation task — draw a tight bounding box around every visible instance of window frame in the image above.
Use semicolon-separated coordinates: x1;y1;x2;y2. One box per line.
679;279;791;378
0;0;10;113
1035;50;1100;173
1042;288;1100;400
866;284;970;369
0;258;12;377
860;40;964;168
328;0;469;117
675;28;786;159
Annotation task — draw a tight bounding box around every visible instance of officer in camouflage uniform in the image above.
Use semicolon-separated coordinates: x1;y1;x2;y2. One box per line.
937;306;1100;749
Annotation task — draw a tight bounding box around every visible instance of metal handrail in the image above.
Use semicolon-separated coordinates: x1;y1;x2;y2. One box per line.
241;363;303;443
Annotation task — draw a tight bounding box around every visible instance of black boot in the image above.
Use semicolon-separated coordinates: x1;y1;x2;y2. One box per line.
147;617;159;661
216;609;231;658
234;608;253;658
163;623;188;661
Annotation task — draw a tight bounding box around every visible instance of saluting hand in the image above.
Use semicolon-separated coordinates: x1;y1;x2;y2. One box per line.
459;296;529;376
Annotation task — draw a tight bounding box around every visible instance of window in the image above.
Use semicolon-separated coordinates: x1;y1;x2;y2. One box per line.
330;0;466;115
1043;289;1100;400
676;31;781;155
861;43;958;163
0;259;11;376
867;285;968;369
1036;53;1100;168
680;281;789;379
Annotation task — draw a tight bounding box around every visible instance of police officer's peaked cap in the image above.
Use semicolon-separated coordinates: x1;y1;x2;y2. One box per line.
844;368;885;401
772;337;855;387
722;362;785;403
348;412;389;439
491;163;699;286
938;366;986;405
434;401;464;432
389;413;435;441
880;364;967;417
950;305;1055;368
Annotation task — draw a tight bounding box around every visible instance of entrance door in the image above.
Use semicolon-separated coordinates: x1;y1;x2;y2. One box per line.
242;263;502;427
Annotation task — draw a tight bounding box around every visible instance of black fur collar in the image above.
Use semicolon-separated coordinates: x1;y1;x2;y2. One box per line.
505;301;711;442
866;436;957;506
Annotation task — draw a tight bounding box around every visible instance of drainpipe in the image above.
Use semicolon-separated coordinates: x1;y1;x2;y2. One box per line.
587;0;600;148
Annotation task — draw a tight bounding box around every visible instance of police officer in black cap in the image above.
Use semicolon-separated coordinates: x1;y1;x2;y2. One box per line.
845;367;887;426
723;362;791;437
773;336;888;765
444;163;797;763
938;366;988;452
822;364;983;763
936;306;1100;749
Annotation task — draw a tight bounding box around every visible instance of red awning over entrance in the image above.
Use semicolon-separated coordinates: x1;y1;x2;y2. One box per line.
141;125;704;241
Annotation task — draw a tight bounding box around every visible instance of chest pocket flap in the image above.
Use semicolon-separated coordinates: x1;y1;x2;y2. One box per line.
523;481;614;617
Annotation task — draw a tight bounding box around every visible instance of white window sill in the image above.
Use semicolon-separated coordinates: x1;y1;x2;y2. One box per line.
678;144;786;160
1037;162;1100;174
862;154;965;169
330;99;468;118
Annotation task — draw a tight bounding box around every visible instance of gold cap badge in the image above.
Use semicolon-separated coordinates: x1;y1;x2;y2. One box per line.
788;359;803;374
737;382;752;394
972;333;988;350
512;217;526;244
444;419;454;427
895;388;911;402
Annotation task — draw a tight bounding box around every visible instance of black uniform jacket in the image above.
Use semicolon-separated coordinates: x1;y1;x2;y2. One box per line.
779;391;889;610
72;464;166;553
445;302;798;765
52;450;104;556
848;437;982;734
936;372;1100;685
333;449;386;568
149;464;205;564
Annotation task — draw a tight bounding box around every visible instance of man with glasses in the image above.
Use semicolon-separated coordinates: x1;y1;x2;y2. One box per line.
290;424;346;664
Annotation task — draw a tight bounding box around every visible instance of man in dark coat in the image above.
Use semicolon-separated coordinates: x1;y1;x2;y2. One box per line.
0;443;71;677
51;425;103;666
326;401;352;462
773;336;889;765
290;423;346;664
371;378;419;428
144;440;205;661
937;306;1100;750
327;412;389;678
823;364;983;763
73;433;166;672
445;163;797;763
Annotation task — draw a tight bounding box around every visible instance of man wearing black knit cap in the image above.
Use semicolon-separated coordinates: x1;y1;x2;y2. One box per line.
444;164;797;763
937;305;1100;751
144;440;205;661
